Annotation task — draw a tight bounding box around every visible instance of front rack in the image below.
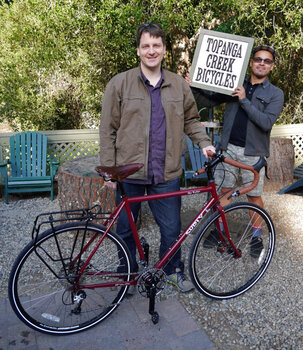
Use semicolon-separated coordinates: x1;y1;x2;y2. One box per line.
31;204;113;241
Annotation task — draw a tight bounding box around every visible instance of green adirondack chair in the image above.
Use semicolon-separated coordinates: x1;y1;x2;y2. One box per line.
0;131;59;204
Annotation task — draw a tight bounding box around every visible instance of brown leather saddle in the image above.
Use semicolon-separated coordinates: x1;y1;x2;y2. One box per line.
96;163;144;182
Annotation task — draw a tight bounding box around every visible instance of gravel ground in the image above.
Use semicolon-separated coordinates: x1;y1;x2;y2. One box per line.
1;189;302;349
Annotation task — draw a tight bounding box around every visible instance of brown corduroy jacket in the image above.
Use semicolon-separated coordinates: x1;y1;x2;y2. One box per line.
100;66;210;181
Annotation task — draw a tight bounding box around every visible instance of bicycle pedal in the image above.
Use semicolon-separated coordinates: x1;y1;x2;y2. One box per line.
151;311;159;324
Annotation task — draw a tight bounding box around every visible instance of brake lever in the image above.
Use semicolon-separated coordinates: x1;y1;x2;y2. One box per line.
265;164;270;180
253;157;270;180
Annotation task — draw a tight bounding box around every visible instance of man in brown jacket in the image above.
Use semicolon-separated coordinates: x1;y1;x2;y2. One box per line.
100;23;214;292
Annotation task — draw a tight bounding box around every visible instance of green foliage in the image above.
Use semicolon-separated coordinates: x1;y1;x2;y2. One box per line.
0;0;302;130
0;0;103;130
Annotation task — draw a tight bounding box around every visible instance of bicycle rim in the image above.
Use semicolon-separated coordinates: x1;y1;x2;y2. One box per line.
9;222;132;334
189;202;275;299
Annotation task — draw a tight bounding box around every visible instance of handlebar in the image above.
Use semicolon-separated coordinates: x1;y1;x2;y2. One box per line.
195;151;267;197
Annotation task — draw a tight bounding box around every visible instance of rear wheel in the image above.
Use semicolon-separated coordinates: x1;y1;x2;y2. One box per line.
189;202;275;299
9;222;132;334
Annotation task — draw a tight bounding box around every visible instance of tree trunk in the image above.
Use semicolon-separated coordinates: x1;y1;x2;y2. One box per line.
57;155;116;214
264;137;294;192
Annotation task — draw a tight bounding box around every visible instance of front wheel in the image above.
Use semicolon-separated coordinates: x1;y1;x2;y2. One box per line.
8;222;132;335
189;202;275;299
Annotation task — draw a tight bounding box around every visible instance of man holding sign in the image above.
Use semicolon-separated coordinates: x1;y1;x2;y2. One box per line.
187;45;284;257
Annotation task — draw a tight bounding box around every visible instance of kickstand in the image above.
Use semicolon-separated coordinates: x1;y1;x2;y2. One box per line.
148;284;159;324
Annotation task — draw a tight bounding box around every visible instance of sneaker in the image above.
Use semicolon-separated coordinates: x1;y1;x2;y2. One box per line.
203;228;221;249
166;268;194;293
250;237;264;258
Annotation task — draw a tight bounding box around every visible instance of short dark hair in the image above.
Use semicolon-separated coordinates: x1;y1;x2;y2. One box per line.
252;45;277;61
136;23;166;47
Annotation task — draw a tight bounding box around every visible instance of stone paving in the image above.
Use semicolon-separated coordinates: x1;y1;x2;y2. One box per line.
0;294;217;350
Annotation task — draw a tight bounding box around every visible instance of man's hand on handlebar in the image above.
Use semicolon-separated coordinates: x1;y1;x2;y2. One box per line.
202;145;216;158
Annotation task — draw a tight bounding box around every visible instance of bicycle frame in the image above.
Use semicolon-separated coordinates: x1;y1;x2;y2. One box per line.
76;178;241;289
72;151;264;288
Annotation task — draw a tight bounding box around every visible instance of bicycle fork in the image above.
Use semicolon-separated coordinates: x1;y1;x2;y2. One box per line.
216;205;242;258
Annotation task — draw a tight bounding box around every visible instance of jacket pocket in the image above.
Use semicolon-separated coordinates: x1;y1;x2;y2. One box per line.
163;97;184;121
255;96;270;111
121;94;145;116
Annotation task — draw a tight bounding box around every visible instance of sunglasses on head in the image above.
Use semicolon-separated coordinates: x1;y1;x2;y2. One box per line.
140;23;161;29
252;57;274;65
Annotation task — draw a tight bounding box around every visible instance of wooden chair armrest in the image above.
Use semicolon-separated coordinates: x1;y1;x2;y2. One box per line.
50;160;60;177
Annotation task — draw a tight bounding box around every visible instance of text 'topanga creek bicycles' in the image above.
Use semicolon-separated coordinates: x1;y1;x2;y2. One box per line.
8;152;275;335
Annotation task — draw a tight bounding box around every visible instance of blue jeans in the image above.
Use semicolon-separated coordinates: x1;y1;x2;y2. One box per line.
116;178;183;275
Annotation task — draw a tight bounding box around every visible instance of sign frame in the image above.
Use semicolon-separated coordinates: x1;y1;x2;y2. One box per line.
190;29;254;95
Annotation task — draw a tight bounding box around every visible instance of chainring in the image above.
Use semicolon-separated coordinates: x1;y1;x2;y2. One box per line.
137;268;167;298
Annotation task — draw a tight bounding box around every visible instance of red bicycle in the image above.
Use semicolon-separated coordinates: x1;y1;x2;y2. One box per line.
8;152;275;335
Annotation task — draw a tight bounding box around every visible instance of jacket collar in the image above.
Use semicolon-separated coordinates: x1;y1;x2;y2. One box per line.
141;67;164;87
136;65;171;88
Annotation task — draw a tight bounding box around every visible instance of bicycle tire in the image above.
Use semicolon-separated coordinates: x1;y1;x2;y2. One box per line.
189;202;275;299
8;222;133;335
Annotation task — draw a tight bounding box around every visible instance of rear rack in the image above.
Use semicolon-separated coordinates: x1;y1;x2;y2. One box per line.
31;204;112;241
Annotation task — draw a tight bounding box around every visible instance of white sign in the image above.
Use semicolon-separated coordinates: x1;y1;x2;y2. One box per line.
190;30;254;95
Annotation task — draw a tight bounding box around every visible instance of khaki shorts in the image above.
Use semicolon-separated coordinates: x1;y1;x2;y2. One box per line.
215;143;265;197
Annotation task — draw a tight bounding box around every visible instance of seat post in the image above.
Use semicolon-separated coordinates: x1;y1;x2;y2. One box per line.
117;181;126;198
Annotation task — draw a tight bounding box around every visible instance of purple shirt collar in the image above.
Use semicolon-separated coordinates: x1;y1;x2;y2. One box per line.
141;68;165;87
